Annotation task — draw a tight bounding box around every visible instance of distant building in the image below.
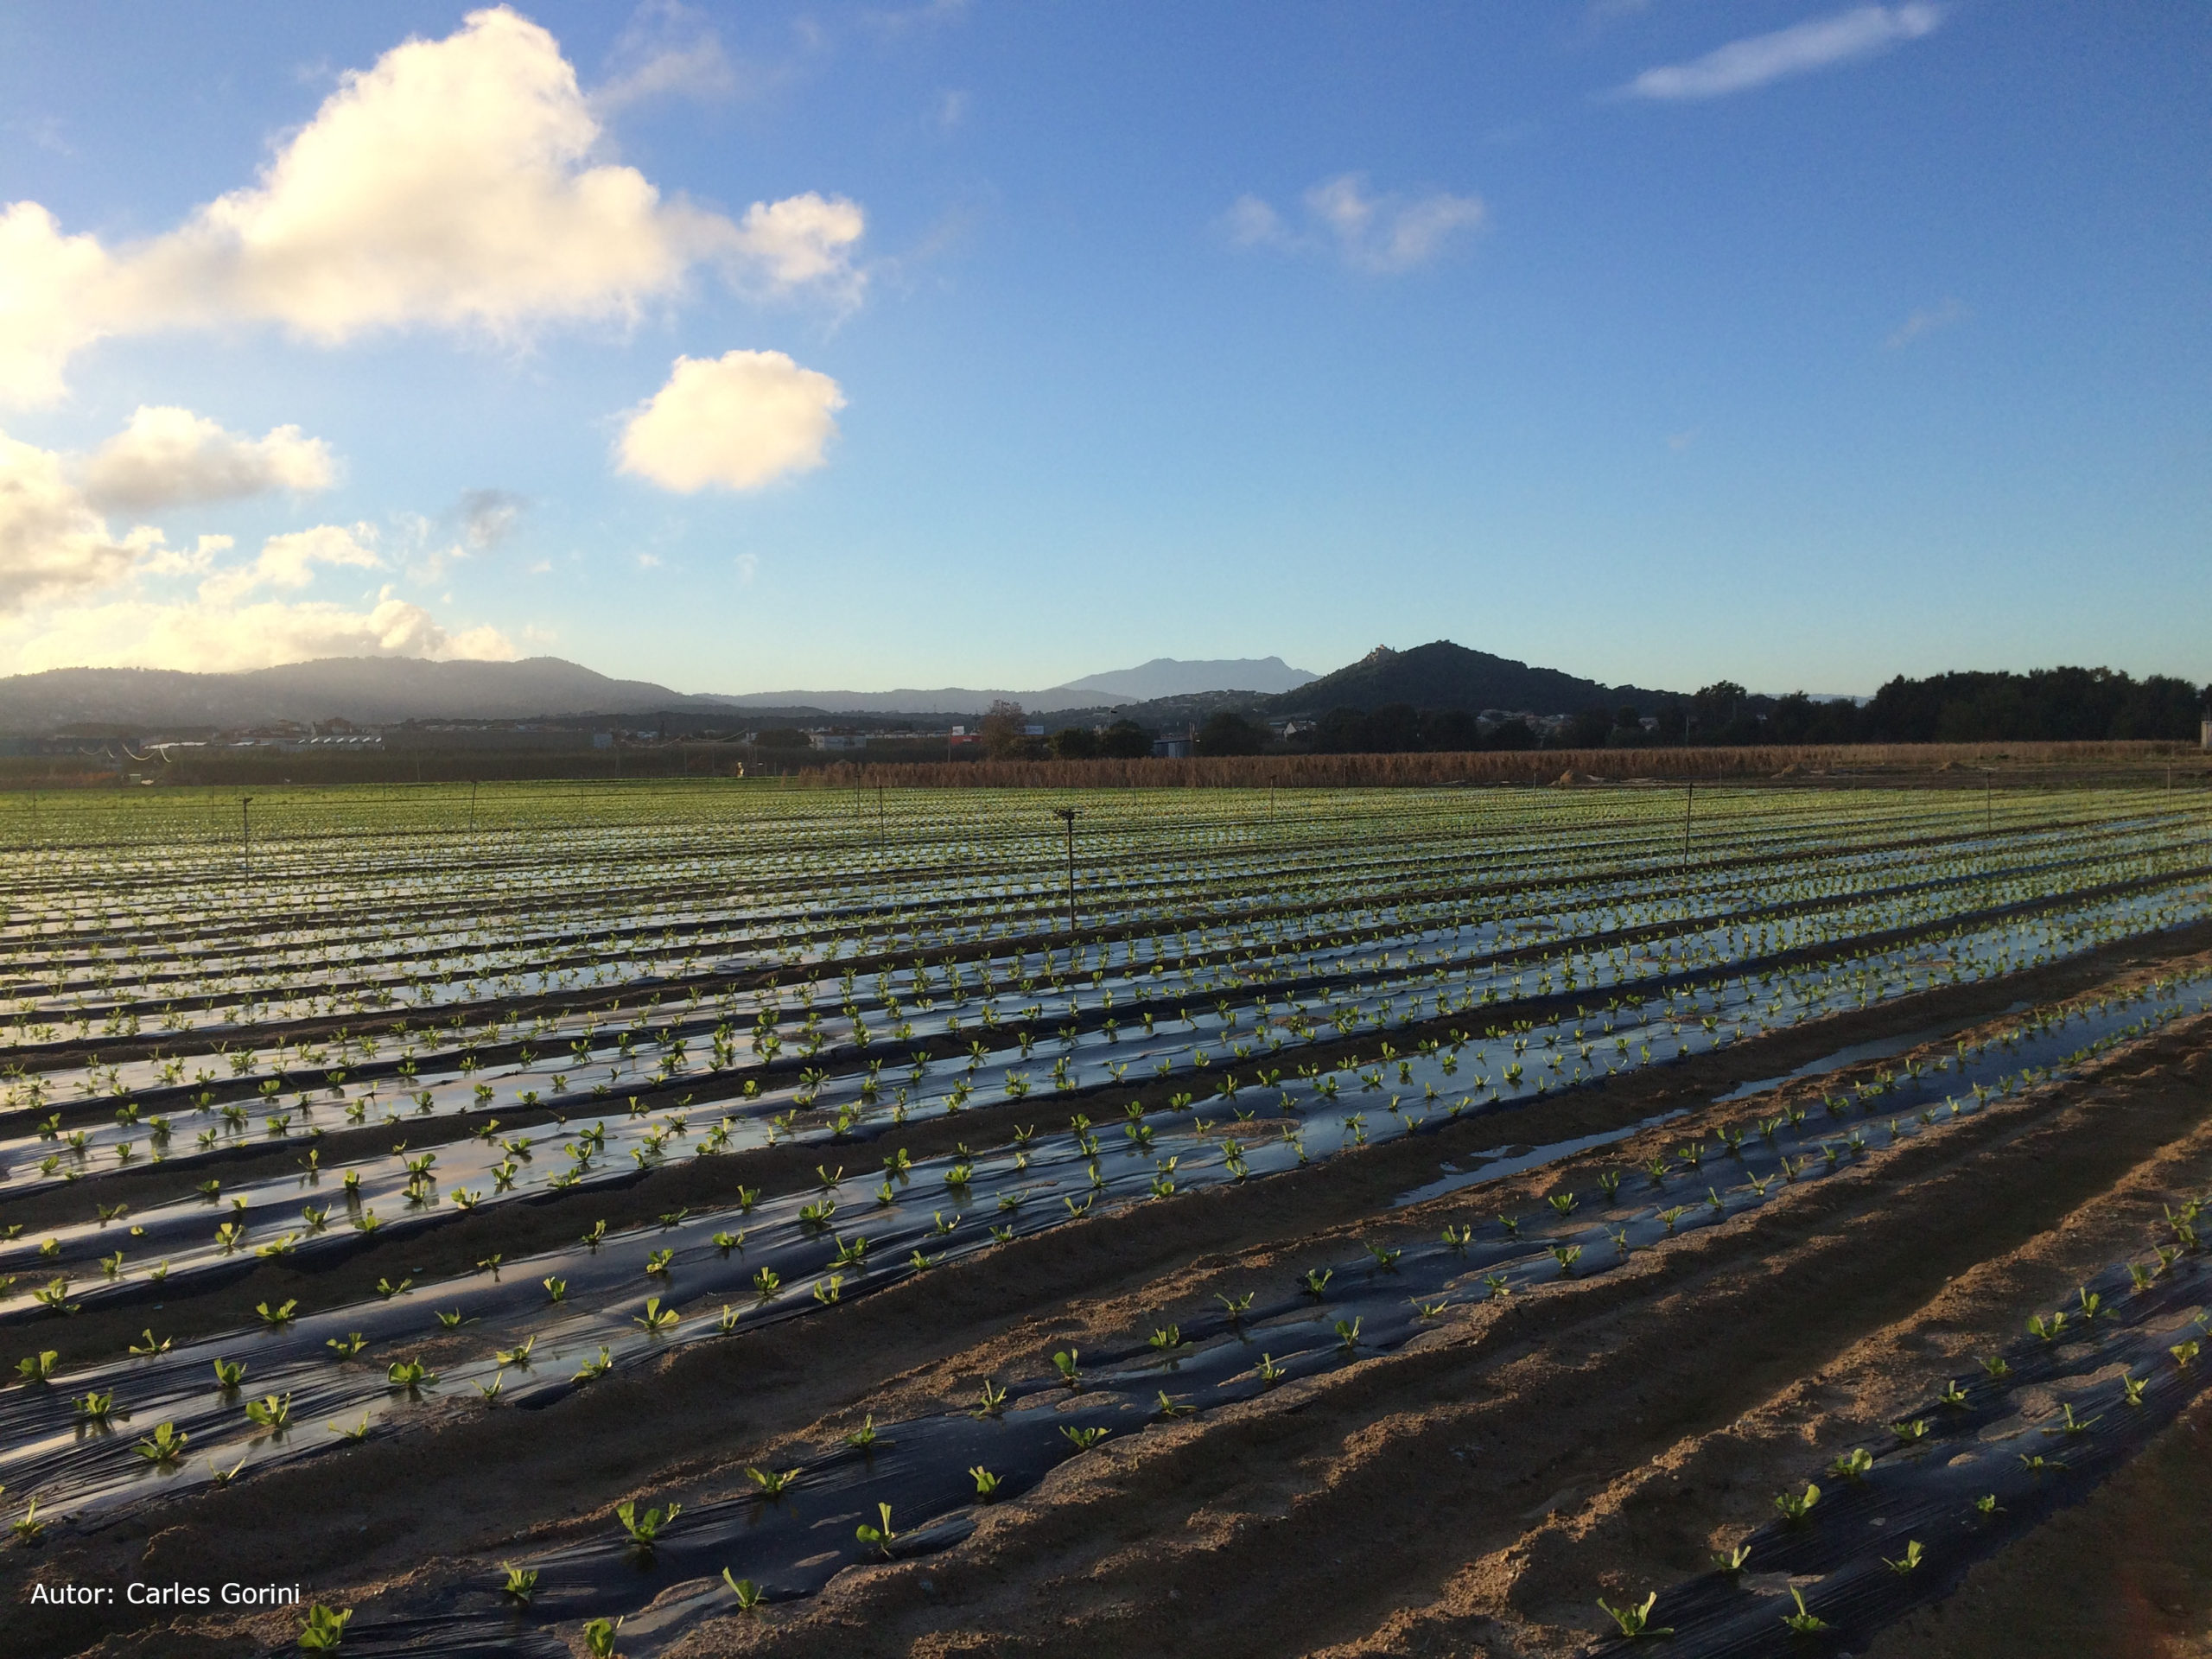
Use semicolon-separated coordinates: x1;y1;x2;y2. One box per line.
1152;735;1192;759
807;731;868;751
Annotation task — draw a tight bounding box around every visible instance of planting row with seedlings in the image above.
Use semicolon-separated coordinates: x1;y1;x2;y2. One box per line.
3;928;2202;1532
125;973;2212;1658
0;887;2178;1335
1;852;2200;1344
3;793;2199;1202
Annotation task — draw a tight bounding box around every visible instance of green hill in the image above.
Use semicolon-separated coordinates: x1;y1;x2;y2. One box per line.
1266;642;1673;718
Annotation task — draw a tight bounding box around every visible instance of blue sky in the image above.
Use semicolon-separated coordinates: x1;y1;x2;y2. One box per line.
0;3;2204;697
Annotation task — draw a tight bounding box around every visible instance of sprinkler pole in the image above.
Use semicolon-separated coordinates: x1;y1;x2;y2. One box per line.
1052;807;1080;944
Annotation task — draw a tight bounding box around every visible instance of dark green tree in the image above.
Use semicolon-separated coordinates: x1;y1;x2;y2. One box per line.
1564;707;1612;749
1195;712;1267;755
1096;720;1153;759
1421;708;1480;751
1484;717;1535;751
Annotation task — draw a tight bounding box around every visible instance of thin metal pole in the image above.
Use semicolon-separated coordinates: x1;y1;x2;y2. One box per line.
468;780;478;835
1681;780;1693;871
241;796;253;878
1053;807;1079;942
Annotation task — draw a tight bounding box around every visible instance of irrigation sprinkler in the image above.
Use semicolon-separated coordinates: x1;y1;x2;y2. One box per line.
241;796;253;879
1052;807;1080;943
1681;781;1693;874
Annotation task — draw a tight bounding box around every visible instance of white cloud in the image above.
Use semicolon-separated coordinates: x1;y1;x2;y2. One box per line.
594;35;737;110
593;2;741;113
1619;4;1942;101
197;523;382;603
1886;295;1969;348
3;594;515;674
0;431;138;609
0;424;510;671
617;349;845;492
80;405;335;512
729;194;868;302
0;203;113;407
251;524;384;589
1306;175;1488;273
0;7;865;404
1224;195;1291;251
1224;175;1485;274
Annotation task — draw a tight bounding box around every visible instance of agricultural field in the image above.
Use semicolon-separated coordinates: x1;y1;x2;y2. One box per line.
3;778;2211;1658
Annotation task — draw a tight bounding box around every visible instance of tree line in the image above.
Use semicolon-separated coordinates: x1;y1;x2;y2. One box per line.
772;668;2209;764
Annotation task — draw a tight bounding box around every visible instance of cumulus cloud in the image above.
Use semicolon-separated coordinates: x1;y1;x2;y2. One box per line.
192;523;381;604
3;594;516;674
0;423;511;671
616;349;845;493
729;194;868;298
251;524;383;589
1618;4;1942;101
0;432;139;610
1224;175;1485;273
80;405;335;512
0;6;866;404
0;203;112;407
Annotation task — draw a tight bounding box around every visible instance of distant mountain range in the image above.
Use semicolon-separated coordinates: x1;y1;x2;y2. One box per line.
0;658;720;734
712;656;1318;715
0;655;1322;734
1063;657;1315;700
0;643;1694;735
